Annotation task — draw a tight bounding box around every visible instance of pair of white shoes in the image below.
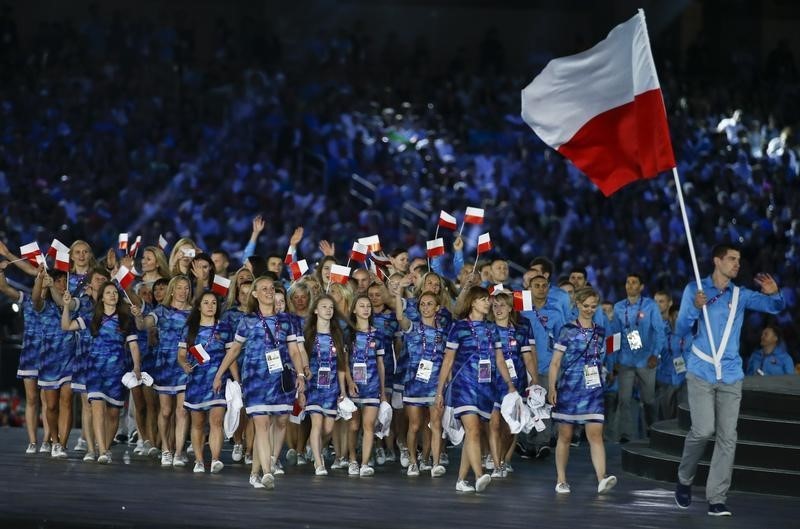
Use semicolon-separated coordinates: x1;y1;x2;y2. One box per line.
456;474;492;493
555;475;617;495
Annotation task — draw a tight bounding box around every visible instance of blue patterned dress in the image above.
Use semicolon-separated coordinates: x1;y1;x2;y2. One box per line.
551;322;607;424
235;311;297;416
349;328;384;407
68;273;89;297
180;322;232;411
70;294;96;393
17;292;42;379
37;299;76;389
493;320;536;407
444;319;498;421
305;333;341;417
373;309;400;395
150;305;191;395
77;313;137;407
402;321;448;406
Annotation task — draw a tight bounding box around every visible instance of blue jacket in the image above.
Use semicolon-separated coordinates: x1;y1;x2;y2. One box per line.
746;345;795;376
612;296;666;368
656;320;691;386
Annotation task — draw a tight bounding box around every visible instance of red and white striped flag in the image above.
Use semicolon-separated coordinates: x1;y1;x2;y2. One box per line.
606;332;622;354
19;242;42;266
350;242;368;263
114;265;135;290
129;235;142;257
521;10;675;196
118;233;128;251
477;233;492;254
426;238;445;258
211;275;231;297
464;207;485;225
369;259;387;282
370;253;391;266
54;250;70;272
188;343;211;365
489;284;505;296
329;264;351;285
358;235;381;253
47;238;69;258
158;234;168;251
290;259;309;281
438;210;457;230
513;291;533;311
283;246;295;265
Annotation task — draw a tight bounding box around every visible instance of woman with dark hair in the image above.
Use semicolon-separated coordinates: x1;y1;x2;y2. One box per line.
178;292;233;474
315;256;337;292
190;253;215;299
435;285;496;493
303;295;351;475
61;282;140;464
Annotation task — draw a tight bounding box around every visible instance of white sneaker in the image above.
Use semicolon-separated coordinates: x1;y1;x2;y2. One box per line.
475;474;492;492
39;442;52;454
331;457;347;469
400;448;410;468
419;460;432;472
440;452;449;466
73;438;88;452
385;449;397;462
249;474;265;489
296;454;307;466
83;451;96;462
193;461;205;473
431;464;446;478
556;482;571;494
456;480;475;492
375;447;386;466
244;453;253;465
232;444;243;462
97;452;110;465
260;473;275;490
285;448;297;466
187;444;194;455
597;475;617;494
491;466;505;478
51;443;67;459
133;439;145;455
505;463;514;473
161;451;174;467
359;465;375;477
483;455;494;470
143;440;159;457
315;465;328;476
210;460;224;474
272;459;285;476
407;463;420;477
348;461;360;476
26;443;37;454
172;454;186;467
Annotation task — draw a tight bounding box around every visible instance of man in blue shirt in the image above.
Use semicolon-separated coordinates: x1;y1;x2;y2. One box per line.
745;324;795;376
529;257;572;322
612;273;665;442
674;243;785;517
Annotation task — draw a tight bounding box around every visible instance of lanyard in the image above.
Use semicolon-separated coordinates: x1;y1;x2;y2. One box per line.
314;333;335;366
667;328;684;357
419;321;443;360
354;329;374;362
256;310;277;347
497;324;516;359
200;322;219;349
624;297;643;330
467;319;492;359
575;319;599;362
531;306;548;329
100;313;117;329
705;287;729;307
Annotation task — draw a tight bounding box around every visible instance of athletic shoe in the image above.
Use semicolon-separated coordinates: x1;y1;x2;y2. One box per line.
375;447;386;466
26;443;37;454
708;503;732;517
133;439;145;455
491;466;505;478
505;463;514;473
407;463;419;477
73;438;88;452
570;437;581;447
475;474;492;492
244;453;253;465
296;454;307;466
555;482;571;494
285;448;297;466
249;474;265;489
359;465;375;477
385;449;397;463
193;461;205;473
419;460;432;472
315;465;328;476
348;461;360;476
331;457;347;469
232;444;243;463
400;448;410;468
161;451;174;466
431;464;446;477
39;442;52;454
483;455;494;470
97;452;110;465
172;454;186;468
186;444;194;455
210;460;224;474
456;480;475;492
143;440;158;457
272;459;285;476
51;443;67;459
368;456;375;467
83;451;96;462
598;475;617;494
260;473;275;490
674;483;692;509
440;452;449;466
536;446;551;459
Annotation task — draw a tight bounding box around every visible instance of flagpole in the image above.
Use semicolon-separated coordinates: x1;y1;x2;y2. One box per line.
434;224;440;241
5;257;27;265
672;167;717;354
459;222;465;236
472;251;479;275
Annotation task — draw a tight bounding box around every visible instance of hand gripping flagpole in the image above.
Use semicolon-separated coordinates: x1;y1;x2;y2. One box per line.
672;167;718;359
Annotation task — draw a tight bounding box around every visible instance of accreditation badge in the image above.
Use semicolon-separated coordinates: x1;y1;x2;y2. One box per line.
505;358;518;380
672;357;687;374
584;365;601;389
626;329;643;350
415;359;433;383
317;366;332;388
478;358;492;383
353;362;368;384
265;350;283;373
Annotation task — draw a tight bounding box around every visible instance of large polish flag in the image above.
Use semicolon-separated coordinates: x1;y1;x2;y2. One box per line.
521;10;675;196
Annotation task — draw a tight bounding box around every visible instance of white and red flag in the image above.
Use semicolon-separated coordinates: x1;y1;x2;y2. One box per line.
477;233;492;254
606;333;622;355
114;265;135;289
20;242;42;266
129;235;142;257
426;238;445;258
358;235;382;253
463;207;485;225
48;238;69;258
350;242;368;263
283;246;295;265
211;275;231;297
188;343;211;365
370;253;391;266
488;284;505;296
513;291;533;312
118;233;129;251
329;264;352;285
290;259;309;281
158;234;169;251
54;250;70;272
521;10;675;196
438;210;457;231
369;259;387;282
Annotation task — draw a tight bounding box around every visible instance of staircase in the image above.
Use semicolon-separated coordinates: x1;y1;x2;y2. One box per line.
621;375;800;497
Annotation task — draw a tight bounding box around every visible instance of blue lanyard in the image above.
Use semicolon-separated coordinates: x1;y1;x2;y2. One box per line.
624;298;644;330
705;287;729;307
467;319;492;360
575;319;599;363
256;310;277;347
315;334;335;366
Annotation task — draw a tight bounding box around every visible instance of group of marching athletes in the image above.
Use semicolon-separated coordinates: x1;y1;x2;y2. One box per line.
0;230;618;495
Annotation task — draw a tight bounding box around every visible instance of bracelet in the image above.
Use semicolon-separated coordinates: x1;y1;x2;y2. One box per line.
297;373;306;379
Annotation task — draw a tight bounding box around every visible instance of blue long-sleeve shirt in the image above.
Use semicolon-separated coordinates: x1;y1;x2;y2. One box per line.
746;345;795;376
657;320;691;386
676;276;786;384
612;296;665;368
521;302;566;375
431;249;464;280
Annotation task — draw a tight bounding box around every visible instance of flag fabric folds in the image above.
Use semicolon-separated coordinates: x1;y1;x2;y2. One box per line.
513;291;533;312
211;275;231;297
290;259;309;281
329;264;352;285
20;242;42;265
438;210;457;230
189;343;211;365
48;238;69;258
358;235;382;253
521;9;675;196
477;233;492;254
350;242;368;263
114;265;135;289
426;238;445;258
